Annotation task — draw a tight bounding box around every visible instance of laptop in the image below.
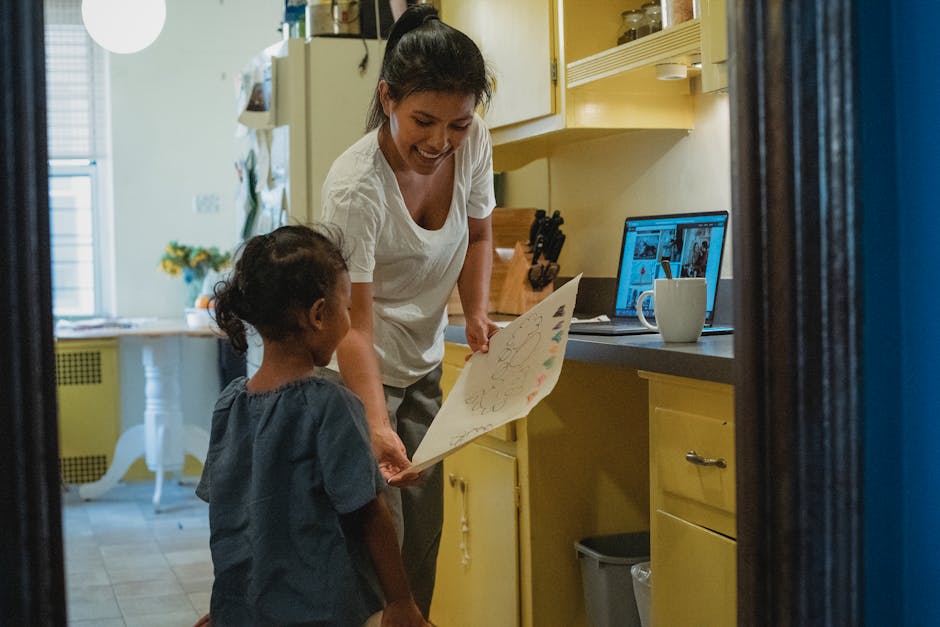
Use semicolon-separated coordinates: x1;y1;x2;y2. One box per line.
569;211;733;336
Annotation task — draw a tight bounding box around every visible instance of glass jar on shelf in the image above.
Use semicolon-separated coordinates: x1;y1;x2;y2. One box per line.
662;0;694;29
617;9;645;45
642;1;663;34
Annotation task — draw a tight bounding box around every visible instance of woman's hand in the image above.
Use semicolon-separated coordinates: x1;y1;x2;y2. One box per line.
371;425;418;484
380;598;431;627
464;314;500;359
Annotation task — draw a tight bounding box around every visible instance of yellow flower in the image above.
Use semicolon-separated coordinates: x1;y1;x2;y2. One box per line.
159;241;231;278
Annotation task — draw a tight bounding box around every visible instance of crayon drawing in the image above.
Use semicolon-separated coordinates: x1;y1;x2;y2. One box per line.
394;275;582;479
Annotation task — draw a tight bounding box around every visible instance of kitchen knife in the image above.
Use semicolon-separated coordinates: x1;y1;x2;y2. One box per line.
528;209;547;249
531;233;546;266
545;232;565;263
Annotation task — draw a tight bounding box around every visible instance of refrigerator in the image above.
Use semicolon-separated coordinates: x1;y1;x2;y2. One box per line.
234;36;384;372
236;36;384;235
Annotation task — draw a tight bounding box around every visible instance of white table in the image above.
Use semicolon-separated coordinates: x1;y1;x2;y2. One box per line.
57;318;220;511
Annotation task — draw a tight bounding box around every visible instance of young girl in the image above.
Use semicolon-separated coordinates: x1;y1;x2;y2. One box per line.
196;225;428;627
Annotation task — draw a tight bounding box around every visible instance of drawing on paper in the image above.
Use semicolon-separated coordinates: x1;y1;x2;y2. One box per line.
391;275;582;480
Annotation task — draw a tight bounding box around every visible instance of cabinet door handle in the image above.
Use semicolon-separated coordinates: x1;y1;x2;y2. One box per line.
685;450;727;468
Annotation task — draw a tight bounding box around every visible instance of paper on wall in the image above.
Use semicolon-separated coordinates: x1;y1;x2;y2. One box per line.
391;274;582;481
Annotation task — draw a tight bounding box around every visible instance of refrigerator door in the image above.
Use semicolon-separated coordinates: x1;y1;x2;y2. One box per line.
238;37;383;375
273;37;384;224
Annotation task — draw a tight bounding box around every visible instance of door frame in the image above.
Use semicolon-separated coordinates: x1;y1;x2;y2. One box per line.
730;1;862;624
3;0;871;624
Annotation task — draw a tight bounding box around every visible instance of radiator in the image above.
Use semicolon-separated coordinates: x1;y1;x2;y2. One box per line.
55;338;120;484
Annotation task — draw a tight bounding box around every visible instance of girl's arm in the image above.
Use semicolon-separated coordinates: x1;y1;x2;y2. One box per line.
458;214;499;354
335;282;412;481
347;496;429;627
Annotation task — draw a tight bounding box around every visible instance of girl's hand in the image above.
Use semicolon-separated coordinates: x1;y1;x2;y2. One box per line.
464;315;499;359
380;598;431;627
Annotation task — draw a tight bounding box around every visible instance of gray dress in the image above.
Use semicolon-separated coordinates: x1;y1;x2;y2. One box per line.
197;376;385;626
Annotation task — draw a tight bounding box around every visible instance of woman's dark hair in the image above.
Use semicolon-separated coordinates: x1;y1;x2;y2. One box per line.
366;3;493;131
212;225;348;352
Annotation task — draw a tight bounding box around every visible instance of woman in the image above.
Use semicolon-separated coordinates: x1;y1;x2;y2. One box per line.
320;3;497;617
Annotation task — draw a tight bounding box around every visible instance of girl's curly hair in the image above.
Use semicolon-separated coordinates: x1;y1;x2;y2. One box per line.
212;225;347;352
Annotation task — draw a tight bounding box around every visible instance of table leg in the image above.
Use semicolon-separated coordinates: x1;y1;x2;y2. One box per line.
77;333;213;510
77;425;146;501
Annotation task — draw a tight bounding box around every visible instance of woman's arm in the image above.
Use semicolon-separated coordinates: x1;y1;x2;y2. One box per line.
336;282;412;481
458;215;499;353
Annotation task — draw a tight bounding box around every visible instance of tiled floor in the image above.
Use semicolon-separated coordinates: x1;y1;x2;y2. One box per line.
62;480;212;627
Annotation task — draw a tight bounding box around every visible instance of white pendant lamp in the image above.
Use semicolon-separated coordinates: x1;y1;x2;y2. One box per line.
81;0;167;54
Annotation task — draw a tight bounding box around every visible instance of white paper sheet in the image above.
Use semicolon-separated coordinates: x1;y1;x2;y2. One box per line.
391;275;582;480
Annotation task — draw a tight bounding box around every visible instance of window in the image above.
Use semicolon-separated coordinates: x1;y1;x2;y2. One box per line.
45;0;113;317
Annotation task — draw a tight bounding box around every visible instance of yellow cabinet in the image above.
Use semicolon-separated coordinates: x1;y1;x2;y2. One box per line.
435;344;651;627
654;510;736;626
442;0;554;130
701;0;729;92
641;371;736;627
442;1;727;170
431;442;520;627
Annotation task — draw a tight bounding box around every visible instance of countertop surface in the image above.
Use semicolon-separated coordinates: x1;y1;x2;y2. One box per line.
445;318;734;384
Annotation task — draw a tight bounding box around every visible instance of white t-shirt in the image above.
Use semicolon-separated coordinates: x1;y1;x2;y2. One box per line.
322;114;495;387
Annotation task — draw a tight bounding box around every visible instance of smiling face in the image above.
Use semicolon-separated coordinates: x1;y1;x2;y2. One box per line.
379;83;477;176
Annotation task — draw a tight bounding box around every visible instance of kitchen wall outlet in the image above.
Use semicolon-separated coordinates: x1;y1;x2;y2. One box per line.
192;193;221;214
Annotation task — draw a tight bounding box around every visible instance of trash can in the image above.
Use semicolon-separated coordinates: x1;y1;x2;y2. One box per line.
631;561;652;627
575;532;650;627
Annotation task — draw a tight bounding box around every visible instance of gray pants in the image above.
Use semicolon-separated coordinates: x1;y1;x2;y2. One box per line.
322;366;443;618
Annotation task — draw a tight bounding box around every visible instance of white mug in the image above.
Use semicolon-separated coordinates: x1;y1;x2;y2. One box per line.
636;278;707;342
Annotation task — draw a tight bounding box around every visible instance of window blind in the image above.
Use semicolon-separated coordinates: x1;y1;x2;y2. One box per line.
45;0;111;316
45;0;109;161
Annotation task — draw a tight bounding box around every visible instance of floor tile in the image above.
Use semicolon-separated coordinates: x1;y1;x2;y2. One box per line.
163;548;211;567
176;577;214;594
117;592;196;617
112;578;184;601
121;609;200;627
67;597;123;622
63;481;212;627
188;591;211;614
170;561;214;581
70;618;126;627
106;565;178;585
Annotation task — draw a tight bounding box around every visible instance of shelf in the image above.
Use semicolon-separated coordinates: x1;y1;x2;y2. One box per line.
567;19;702;89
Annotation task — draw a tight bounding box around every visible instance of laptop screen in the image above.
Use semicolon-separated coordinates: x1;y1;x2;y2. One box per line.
613;211;729;321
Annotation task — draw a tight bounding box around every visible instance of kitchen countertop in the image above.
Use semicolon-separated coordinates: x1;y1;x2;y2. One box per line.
445;318;734;384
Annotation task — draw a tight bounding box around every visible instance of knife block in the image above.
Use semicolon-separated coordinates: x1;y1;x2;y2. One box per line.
496;241;555;315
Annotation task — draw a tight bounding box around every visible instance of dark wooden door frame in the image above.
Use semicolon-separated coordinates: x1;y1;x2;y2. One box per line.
2;0;866;624
730;1;862;625
1;1;67;624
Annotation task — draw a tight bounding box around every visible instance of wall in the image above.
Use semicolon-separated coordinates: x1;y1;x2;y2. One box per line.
503;87;732;279
108;0;283;471
861;0;940;624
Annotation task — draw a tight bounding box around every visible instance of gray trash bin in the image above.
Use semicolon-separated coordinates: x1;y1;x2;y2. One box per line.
631;561;652;627
575;532;650;627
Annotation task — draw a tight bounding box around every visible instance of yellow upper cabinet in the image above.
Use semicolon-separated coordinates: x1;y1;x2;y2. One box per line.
442;0;555;130
700;0;729;92
442;0;728;170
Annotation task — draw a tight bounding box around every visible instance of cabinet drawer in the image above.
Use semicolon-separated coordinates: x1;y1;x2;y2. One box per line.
652;510;736;627
653;406;735;537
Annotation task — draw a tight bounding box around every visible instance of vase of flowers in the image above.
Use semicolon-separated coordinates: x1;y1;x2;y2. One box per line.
159;242;231;307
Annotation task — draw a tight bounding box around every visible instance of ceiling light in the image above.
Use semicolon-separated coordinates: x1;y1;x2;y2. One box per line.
81;0;167;54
